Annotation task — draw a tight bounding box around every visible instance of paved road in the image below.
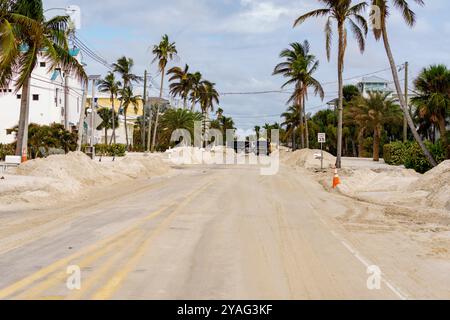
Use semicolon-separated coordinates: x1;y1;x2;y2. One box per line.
0;164;428;299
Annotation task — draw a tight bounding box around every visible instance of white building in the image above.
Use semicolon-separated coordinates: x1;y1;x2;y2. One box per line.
0;48;84;144
357;76;393;98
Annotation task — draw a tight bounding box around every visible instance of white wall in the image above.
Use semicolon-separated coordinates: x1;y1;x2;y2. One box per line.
0;52;84;145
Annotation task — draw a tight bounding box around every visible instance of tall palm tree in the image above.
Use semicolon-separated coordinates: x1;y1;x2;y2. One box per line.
167;64;191;109
119;87;141;148
273;41;325;149
347;92;402;161
98;72;121;144
198;81;220;147
370;0;436;166
412;64;450;158
151;34;177;152
254;126;261;140
188;72;203;112
294;0;368;167
0;0;87;160
282;105;301;150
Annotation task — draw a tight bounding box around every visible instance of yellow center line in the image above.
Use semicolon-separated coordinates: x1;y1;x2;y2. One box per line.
91;180;214;300
66;230;145;300
0;206;168;299
15;230;141;300
0;178;215;300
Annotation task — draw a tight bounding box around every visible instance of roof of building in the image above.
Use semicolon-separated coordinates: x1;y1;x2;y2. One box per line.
147;97;170;106
360;76;389;84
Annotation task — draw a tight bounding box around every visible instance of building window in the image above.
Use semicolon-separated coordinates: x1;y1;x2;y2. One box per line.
32;94;39;101
40;62;46;67
55;88;59;106
17;94;21;99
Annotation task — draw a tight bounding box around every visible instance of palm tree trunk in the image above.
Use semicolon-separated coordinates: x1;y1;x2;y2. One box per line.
105;127;108;144
151;106;160;152
336;22;345;169
304;95;310;149
381;25;437;167
373;127;381;162
111;95;116;145
202;109;207;149
357;128;365;158
437;116;449;159
124;110;129;149
151;68;165;152
292;128;296;151
15;77;31;160
147;108;153;152
298;95;304;149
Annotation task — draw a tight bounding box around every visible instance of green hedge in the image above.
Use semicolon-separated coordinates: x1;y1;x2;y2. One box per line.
94;144;126;157
384;141;446;173
383;141;407;166
0;143;15;161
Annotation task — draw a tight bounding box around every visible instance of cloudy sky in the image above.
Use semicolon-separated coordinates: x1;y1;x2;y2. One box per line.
44;0;450;133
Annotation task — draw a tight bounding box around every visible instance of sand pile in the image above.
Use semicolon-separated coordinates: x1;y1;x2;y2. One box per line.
408;160;450;210
0;152;171;206
283;149;336;169
335;161;450;212
16;152;113;192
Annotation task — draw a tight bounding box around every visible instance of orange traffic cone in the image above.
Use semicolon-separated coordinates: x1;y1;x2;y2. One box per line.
332;168;341;189
21;148;27;163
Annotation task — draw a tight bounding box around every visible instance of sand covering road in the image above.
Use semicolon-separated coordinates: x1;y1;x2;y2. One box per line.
281;149;336;169
0;152;171;206
336;161;450;212
281;149;450;212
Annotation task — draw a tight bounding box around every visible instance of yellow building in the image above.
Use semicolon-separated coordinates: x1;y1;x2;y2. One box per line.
85;95;170;145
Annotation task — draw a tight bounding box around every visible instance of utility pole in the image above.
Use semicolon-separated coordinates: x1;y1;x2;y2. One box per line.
403;61;409;143
76;80;88;151
142;70;148;151
89;76;101;147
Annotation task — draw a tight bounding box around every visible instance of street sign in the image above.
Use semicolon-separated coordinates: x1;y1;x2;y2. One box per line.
318;133;326;143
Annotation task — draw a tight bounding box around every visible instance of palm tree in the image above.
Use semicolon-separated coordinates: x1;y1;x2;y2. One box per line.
151;34;177;152
98;72;121;144
198;81;220;147
96;107;119;144
294;0;368;167
0;0;87;160
119;87;141;148
167;64;191;109
412;64;450;158
188;72;203;112
273;41;325;150
282;105;301;150
159;108;202;146
348;92;402;161
254;126;261;140
370;0;436;167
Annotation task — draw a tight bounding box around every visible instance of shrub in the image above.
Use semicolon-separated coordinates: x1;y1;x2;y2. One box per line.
94;144;126;157
384;141;446;173
383;141;406;165
0;143;15;161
